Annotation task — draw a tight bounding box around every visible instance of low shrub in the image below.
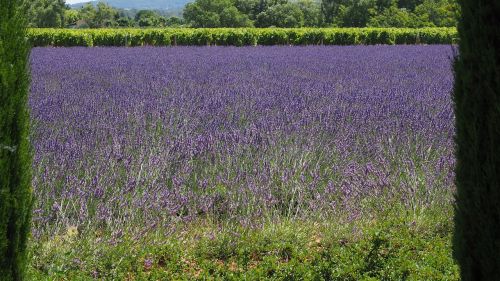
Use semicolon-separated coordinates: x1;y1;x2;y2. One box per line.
28;27;457;47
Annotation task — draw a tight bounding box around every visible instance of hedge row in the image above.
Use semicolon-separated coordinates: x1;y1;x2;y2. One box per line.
28;28;458;47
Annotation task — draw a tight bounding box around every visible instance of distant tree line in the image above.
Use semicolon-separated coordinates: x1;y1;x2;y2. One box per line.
27;0;184;28
184;0;459;28
27;0;459;28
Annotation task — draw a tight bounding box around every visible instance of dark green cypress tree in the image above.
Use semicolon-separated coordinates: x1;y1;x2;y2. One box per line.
0;0;33;280
453;0;500;279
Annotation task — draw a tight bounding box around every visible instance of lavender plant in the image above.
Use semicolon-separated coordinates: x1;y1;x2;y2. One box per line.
29;45;455;239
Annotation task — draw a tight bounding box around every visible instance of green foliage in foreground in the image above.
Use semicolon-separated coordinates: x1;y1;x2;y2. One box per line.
29;205;459;280
0;0;33;280
28;27;457;47
452;0;500;279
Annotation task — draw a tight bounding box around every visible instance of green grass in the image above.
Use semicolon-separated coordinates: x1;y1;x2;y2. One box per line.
29;202;458;280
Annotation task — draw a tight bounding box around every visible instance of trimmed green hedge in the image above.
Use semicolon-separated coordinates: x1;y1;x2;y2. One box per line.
28;28;457;47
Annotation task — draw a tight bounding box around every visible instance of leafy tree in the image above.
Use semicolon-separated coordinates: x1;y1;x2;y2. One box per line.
234;0;289;20
255;2;304;27
452;0;500;279
0;0;33;280
320;0;458;27
220;6;253;27
374;0;394;11
184;6;220;27
135;9;162;27
184;0;251;27
297;0;321;27
184;0;225;27
78;3;97;27
64;9;80;27
414;0;459;27
339;0;377;27
397;0;423;10
116;11;134;27
234;0;260;19
77;2;118;28
116;17;134;27
165;16;184;27
368;4;418;27
94;2;118;27
261;0;288;11
27;0;66;27
320;0;349;25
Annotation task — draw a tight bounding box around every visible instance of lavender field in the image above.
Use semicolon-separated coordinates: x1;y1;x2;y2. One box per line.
27;45;460;279
30;45;455;240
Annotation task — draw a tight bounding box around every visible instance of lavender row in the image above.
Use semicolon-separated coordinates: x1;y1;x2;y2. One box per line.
29;46;455;237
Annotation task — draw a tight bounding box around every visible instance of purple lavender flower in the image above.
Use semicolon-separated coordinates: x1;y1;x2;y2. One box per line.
29;45;455;237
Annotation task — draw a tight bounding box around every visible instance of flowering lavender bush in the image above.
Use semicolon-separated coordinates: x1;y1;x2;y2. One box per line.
29;46;455;239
